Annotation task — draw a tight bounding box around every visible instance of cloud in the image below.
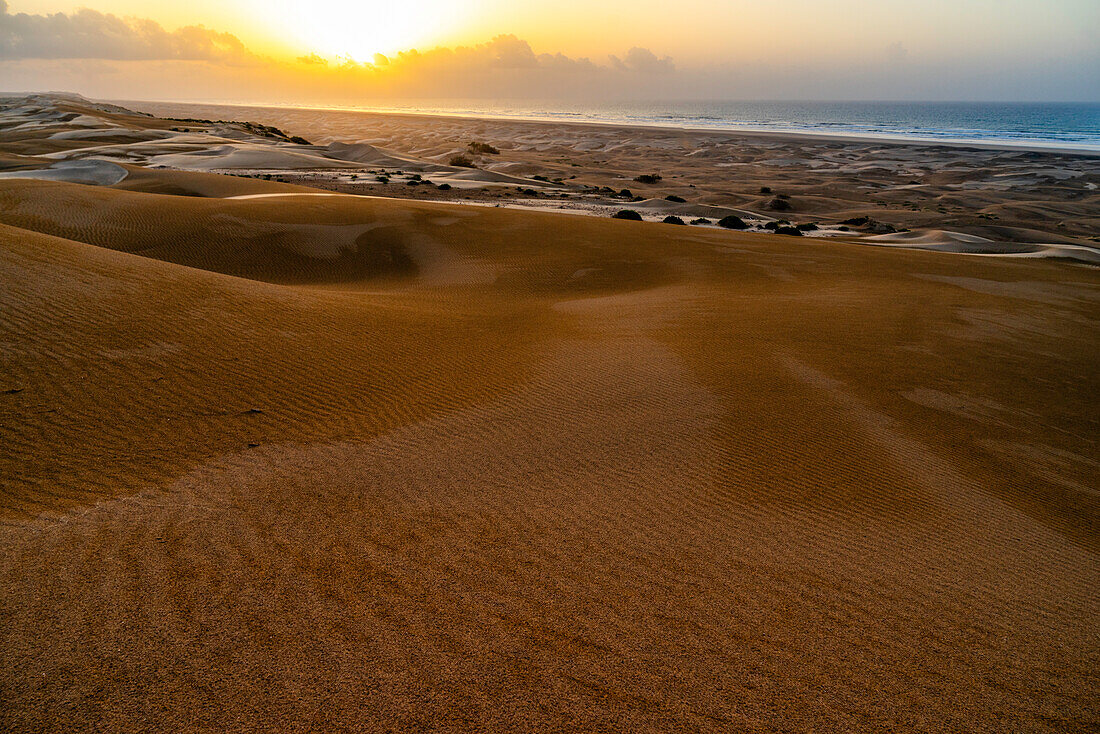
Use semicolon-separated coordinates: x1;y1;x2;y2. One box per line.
0;0;256;63
0;4;681;101
609;47;675;74
293;35;662;98
374;36;598;75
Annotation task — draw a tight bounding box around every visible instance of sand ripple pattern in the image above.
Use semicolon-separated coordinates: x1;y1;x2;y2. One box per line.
1;169;1098;731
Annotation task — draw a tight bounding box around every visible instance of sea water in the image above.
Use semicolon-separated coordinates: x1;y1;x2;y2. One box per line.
339;99;1100;152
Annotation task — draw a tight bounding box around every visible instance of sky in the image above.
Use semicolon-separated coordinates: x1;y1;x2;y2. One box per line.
1;0;1098;104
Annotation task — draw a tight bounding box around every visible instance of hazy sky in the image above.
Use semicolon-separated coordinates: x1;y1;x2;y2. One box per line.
2;0;1098;103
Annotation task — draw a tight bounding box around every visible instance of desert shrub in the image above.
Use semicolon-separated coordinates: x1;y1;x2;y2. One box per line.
468;141;500;155
717;215;748;230
619;188;633;198
449;155;476;168
774;226;803;236
437;183;452;190
759;186;772;194
690;218;711;225
612;210;643;221
662;215;686;225
289;136;311;145
634;174;662;184
796;223;818;231
665;194;686;203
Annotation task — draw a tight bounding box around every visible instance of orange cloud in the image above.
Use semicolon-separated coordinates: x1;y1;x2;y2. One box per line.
0;0;256;64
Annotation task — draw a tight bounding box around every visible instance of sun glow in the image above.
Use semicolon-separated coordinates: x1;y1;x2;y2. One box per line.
255;0;467;62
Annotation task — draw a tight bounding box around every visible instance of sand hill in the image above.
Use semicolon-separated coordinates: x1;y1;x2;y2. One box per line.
1;95;1097;732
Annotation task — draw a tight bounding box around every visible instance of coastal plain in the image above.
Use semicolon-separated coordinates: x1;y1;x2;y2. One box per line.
1;95;1098;732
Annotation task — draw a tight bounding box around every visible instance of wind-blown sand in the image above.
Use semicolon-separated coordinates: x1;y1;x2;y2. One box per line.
1;94;1098;732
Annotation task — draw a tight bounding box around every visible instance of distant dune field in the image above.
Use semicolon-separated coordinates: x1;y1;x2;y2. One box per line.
1;95;1097;732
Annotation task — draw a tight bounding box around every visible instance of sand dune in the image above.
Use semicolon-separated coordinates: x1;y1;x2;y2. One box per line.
1;95;1098;732
128;99;1100;243
0;158;128;186
146;143;365;171
866;228;1100;262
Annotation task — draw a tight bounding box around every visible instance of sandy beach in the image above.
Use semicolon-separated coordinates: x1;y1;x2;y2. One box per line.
1;94;1098;731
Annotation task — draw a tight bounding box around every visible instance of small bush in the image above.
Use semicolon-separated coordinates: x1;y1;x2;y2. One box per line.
449;155;476;168
690;218;711;225
774;226;803;236
612;210;643;221
717;215;748;230
468;141;500;155
796;223;818;231
634;174;662;184
665;194;686;203
619;188;633;198
289;135;311;145
662;215;686;225
759;186;772;194
437;183;452;190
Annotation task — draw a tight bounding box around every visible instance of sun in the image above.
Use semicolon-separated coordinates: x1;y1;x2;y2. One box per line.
256;0;467;62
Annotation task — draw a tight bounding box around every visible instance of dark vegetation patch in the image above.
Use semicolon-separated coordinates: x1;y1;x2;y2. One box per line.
467;141;500;155
717;215;748;230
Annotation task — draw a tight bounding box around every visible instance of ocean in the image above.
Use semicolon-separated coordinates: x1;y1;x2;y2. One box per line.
329;99;1100;152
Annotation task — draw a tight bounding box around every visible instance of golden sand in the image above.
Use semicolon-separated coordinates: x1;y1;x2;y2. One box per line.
1;96;1097;731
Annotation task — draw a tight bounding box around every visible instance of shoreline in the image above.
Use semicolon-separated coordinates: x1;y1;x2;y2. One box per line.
114;97;1100;157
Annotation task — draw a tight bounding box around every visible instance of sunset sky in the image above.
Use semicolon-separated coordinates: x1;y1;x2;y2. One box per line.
2;0;1098;103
